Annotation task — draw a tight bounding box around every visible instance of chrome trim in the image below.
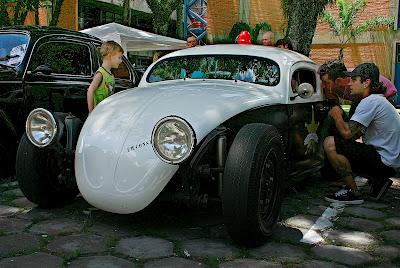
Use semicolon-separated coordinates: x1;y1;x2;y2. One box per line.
0;81;23;84
151;116;196;164
24;80;92;85
25;108;57;148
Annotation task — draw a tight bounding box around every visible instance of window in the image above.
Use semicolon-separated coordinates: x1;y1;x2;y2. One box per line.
0;33;29;67
291;69;317;93
147;55;280;86
112;61;130;80
29;41;91;76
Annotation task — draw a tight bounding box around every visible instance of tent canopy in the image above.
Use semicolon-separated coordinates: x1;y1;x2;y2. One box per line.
80;23;186;53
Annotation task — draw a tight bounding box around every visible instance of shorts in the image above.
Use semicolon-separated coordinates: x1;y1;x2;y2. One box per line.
334;136;396;182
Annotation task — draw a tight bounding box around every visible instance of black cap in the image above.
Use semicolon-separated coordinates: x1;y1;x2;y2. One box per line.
344;63;380;83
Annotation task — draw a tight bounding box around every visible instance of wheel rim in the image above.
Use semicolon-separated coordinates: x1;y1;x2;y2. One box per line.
258;148;279;231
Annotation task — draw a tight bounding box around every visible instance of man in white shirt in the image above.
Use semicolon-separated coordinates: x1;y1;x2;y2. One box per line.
324;63;400;204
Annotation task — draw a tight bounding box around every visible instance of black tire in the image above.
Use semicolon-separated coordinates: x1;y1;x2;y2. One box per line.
16;134;78;208
222;123;285;247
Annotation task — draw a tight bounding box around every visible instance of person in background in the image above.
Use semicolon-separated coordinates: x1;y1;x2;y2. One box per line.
324;63;400;204
261;31;275;46
87;41;123;113
186;35;198;48
275;38;293;50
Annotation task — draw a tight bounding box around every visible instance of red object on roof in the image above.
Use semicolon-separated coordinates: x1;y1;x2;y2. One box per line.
237;31;252;44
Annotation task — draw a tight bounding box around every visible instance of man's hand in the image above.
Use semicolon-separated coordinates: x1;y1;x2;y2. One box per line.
329;106;343;120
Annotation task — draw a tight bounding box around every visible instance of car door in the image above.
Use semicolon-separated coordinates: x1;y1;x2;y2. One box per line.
23;36;94;121
287;63;327;176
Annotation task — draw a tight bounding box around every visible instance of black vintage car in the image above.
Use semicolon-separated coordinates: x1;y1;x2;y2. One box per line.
0;26;137;177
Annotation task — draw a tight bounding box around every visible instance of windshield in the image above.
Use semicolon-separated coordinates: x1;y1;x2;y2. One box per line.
0;33;29;67
147;55;280;86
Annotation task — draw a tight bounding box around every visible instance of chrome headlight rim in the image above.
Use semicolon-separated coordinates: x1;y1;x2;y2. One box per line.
25;108;58;148
152;116;196;164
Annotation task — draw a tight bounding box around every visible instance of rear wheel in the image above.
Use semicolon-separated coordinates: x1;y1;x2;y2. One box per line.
222;123;285;246
16;134;78;208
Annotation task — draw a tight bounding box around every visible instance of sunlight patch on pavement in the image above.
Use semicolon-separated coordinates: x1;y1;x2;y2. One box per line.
301;203;345;244
300;176;368;244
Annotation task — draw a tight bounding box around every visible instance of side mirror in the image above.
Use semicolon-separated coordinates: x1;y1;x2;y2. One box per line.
31;64;52;75
290;83;314;100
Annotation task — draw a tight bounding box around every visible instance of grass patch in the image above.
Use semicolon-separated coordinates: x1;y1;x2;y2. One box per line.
0;192;18;206
106;236;120;249
141;228;169;239
63;249;81;263
237;248;250;258
39;234;53;248
201;256;223;267
0;180;18;192
82;214;95;232
173;240;184;257
392;256;400;265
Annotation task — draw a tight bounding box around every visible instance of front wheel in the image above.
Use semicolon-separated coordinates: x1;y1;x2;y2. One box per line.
222;123;285;246
16;134;78;208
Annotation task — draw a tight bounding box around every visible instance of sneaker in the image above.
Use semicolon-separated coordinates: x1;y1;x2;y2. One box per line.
370;178;393;201
324;186;364;205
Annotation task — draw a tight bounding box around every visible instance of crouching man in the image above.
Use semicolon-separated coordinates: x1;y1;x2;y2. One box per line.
324;63;400;204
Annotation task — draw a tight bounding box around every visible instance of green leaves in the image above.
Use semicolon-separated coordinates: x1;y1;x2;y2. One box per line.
229;21;272;44
320;0;394;60
145;0;181;34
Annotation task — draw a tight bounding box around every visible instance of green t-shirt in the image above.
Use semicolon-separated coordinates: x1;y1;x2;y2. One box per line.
94;67;115;107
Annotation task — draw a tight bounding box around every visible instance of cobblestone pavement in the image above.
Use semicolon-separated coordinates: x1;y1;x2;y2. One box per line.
0;176;399;267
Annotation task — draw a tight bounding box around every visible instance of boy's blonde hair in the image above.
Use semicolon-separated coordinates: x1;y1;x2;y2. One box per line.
100;41;124;57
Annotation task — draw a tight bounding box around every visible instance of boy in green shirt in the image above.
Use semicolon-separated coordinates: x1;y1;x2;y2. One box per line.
87;41;124;113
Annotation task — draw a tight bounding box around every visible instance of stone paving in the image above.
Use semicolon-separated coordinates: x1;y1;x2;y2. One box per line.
0;176;399;267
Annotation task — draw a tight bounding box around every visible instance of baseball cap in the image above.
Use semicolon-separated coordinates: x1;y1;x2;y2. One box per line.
344;63;380;83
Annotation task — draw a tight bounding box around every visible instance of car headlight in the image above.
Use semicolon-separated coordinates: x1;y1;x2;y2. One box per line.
152;116;196;164
26;108;57;147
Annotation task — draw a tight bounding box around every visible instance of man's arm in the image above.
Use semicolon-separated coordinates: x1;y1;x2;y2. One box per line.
329;106;365;139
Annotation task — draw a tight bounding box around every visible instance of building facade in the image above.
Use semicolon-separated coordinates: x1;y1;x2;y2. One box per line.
206;0;397;83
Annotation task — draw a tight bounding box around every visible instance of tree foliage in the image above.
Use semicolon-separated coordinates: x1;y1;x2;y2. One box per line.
281;0;334;56
0;0;64;27
229;21;272;44
321;0;394;60
145;0;180;35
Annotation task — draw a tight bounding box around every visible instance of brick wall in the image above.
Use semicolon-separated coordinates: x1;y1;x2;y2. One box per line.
310;43;392;77
312;0;394;78
249;0;285;34
207;0;285;41
315;0;391;33
57;0;78;30
207;0;240;37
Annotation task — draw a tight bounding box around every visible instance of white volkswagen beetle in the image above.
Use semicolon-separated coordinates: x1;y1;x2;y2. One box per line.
18;45;328;246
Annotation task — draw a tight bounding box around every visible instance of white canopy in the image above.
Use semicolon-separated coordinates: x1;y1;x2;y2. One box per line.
80;22;186;54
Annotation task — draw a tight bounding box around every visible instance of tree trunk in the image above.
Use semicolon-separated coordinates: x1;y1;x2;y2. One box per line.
176;0;183;38
34;0;40;25
285;0;333;56
122;0;131;26
50;0;64;26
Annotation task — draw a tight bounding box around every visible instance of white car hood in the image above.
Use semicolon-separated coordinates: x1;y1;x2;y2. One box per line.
75;80;283;213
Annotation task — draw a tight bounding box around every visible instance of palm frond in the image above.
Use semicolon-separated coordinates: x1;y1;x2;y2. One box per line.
351;16;394;38
321;11;340;36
